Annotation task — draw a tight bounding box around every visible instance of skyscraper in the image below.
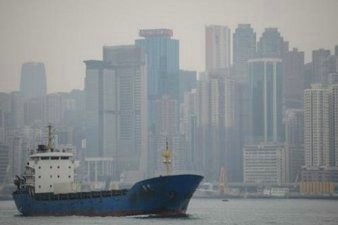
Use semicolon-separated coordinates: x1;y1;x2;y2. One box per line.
283;48;305;109
301;84;338;184
20;62;47;99
233;24;256;80
284;109;304;183
248;58;283;143
84;45;148;178
205;25;231;73
196;74;221;181
257;28;288;59
135;29;179;129
329;84;338;166
312;49;330;85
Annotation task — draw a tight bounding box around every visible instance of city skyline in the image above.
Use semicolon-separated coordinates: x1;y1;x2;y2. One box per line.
1;0;338;93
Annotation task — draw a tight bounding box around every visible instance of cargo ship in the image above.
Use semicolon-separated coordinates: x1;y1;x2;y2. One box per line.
12;126;203;216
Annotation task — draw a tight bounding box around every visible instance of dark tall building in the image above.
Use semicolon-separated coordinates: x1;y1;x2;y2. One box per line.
179;70;197;103
257;28;288;59
285;109;304;183
248;58;283;143
312;49;331;85
233;24;256;80
283;48;305;109
135;29;179;129
20;62;47;99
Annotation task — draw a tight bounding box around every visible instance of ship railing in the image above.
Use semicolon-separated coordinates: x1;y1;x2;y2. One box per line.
33;189;129;201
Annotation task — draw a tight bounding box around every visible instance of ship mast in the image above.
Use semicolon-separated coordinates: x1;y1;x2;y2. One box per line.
47;125;54;151
162;137;172;175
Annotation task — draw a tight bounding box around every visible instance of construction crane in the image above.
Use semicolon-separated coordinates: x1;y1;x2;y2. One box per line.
218;167;229;195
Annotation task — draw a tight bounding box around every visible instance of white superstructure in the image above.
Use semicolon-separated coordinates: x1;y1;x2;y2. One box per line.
21;126;80;194
25;151;79;194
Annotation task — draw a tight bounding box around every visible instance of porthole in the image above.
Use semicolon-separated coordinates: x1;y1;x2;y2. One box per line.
50;166;52;169
38;185;41;189
50;185;52;188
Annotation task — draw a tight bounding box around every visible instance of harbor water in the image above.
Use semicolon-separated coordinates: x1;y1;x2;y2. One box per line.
1;198;338;225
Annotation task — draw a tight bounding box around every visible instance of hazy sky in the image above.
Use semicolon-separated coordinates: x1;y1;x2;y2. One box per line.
0;0;337;93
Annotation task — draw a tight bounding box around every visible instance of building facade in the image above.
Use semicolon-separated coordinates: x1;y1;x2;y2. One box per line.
84;45;148;179
135;29;179;129
20;62;47;99
233;24;256;80
248;58;283;143
205;25;231;73
243;144;285;185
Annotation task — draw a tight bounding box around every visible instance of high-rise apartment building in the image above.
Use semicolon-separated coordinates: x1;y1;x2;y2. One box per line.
0;143;9;183
205;25;231;73
180;89;201;173
303;84;338;183
196;74;221;181
135;29;179;128
84;45;148;178
304;84;331;167
329;85;338;166
248;58;283;143
233;24;256;80
20;62;47;99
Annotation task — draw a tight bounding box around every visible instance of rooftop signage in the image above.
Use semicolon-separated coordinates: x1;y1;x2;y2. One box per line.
139;29;173;37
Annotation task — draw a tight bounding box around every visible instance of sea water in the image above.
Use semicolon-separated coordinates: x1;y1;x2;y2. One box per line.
1;198;338;225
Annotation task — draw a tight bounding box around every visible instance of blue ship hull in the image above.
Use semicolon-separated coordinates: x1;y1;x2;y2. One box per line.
12;174;203;216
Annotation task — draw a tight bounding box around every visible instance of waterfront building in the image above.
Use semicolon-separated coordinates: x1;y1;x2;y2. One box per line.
330;84;338;166
205;25;231;73
0;143;9;183
304;84;331;167
243;143;285;185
